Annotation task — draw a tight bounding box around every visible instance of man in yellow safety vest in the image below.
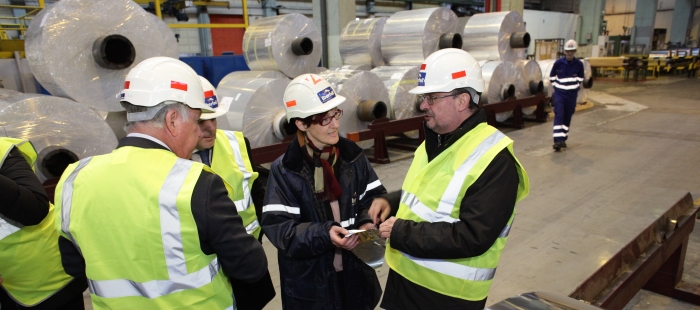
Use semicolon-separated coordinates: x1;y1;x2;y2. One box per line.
53;57;269;309
377;48;530;309
192;76;275;310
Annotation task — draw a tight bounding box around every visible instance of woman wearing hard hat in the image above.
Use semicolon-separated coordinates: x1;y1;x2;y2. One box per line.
261;74;389;309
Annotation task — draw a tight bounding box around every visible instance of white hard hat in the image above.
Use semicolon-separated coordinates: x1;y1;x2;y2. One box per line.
120;57;213;113
283;74;346;122
564;40;578;51
409;48;485;94
198;76;230;120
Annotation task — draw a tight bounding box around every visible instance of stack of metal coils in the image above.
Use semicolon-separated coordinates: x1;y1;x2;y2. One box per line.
317;69;389;148
12;0;178;180
460;11;532;122
514;60;544;115
0;90;117;182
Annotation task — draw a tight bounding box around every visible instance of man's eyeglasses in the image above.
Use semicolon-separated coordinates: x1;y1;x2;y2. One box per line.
314;109;343;126
417;93;454;105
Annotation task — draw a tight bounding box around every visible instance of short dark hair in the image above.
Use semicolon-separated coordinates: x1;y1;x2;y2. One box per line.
284;110;331;134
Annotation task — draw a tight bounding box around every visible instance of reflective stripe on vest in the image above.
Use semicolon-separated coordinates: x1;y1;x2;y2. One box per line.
212;130;260;237
59;147;235;309
386;123;529;301
0;138;73;306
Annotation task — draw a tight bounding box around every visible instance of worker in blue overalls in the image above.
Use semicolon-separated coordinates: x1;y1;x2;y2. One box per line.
550;39;584;151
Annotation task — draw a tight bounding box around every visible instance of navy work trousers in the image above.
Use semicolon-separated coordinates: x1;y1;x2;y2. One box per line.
552;90;577;143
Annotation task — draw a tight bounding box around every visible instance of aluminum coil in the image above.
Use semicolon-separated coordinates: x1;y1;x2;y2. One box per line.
217;78;290;148
340;17;387;68
0;94;117;181
462;11;528;62
317;70;390;148
25;0;178;112
480;60;518;122
577;58;593;104
243;13;322;78
370;66;420;120
381;7;461;66
0;89;20;104
537;59;557;96
515;60;544;115
331;64;372;71
219;71;288;84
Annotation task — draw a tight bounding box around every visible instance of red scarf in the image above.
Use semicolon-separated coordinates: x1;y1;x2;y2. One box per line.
298;131;343;202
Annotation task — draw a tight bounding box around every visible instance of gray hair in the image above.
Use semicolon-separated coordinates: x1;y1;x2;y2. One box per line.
121;101;193;133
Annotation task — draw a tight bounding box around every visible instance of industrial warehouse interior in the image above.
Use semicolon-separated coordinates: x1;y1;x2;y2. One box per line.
1;0;700;309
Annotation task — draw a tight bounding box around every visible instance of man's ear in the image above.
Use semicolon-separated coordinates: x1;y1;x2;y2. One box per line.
295;119;307;132
165;109;182;137
455;93;471;112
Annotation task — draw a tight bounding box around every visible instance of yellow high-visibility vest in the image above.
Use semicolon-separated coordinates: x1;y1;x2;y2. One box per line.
385;123;529;301
55;146;234;309
0;137;74;306
210;130;261;238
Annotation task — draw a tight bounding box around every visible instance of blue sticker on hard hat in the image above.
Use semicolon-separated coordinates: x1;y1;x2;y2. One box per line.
317;86;336;103
204;90;218;109
418;72;426;86
120;93;125;99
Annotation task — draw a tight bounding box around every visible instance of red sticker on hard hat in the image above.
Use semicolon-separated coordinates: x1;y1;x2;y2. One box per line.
420;64;426;70
204;90;218;109
452;71;467;79
285;100;297;107
124;81;130;89
171;81;188;91
310;75;323;85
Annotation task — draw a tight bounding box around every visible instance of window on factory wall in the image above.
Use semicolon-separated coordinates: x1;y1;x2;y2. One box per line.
209;14;245;56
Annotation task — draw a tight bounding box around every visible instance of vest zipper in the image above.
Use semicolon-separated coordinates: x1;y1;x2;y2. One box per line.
437;134;441;148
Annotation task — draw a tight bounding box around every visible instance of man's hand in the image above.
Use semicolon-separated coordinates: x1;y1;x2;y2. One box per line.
379;216;397;239
368;198;391;226
359;222;375;230
329;226;360;251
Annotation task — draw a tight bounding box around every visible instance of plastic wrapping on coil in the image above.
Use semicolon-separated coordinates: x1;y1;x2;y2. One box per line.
381;7;461;66
217;78;290;148
577;59;593;104
93;110;128;140
243;13;322;78
0;94;117;181
514;60;544;115
340;17;387;68
462;11;529;62
480;60;518;122
25;0;178;112
219;71;288;84
0;89;20;104
331;64;373;71
537;59;557;96
369;66;420;120
317;70;390;148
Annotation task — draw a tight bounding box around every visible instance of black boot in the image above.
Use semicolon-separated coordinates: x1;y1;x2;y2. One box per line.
561;141;567;148
553;142;563;151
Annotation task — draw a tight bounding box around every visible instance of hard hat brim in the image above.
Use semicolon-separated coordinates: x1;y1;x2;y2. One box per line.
408;84;451;95
286;94;346;121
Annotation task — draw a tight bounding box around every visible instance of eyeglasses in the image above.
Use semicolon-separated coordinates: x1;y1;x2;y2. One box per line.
417;93;454;105
315;109;343;126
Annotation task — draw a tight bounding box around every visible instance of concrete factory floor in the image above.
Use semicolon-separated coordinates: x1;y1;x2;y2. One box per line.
80;75;700;309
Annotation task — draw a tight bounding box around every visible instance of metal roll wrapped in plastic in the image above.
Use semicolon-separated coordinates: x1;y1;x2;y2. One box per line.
317;70;389;148
462;11;529;62
0;93;117;182
369;66;420;120
25;0;178;112
479;60;518;122
216;78;291;148
537;59;557;96
243;13;322;78
380;7;462;66
340;17;387;68
331;64;373;71
514;60;544;115
219;70;288;84
577;58;594;104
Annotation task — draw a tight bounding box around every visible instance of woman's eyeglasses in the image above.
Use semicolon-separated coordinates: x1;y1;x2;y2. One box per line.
315;109;343;126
